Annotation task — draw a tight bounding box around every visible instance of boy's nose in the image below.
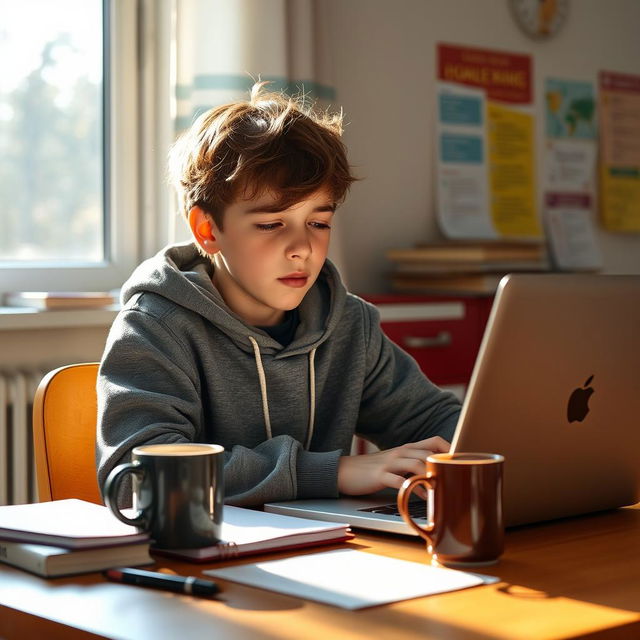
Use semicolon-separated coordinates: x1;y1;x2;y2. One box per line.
285;231;312;260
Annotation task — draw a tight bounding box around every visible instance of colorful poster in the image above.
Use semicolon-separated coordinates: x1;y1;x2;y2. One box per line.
545;79;597;140
599;71;640;232
543;78;600;269
436;43;540;239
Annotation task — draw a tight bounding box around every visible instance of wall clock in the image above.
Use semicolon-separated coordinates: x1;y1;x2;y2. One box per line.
509;0;569;40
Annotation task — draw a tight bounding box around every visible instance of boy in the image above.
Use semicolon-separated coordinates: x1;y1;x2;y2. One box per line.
97;83;461;506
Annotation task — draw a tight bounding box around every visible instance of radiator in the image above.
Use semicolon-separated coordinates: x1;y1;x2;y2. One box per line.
0;371;45;506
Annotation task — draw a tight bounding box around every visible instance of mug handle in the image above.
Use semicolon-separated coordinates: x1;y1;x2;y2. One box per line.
103;461;147;528
397;473;436;543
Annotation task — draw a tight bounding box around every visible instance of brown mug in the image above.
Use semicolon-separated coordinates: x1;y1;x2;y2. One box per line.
397;452;504;567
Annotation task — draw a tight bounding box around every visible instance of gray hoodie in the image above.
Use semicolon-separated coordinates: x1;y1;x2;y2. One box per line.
97;243;461;506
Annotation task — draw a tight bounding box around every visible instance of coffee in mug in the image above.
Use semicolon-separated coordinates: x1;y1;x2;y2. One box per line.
397;452;504;567
104;443;224;549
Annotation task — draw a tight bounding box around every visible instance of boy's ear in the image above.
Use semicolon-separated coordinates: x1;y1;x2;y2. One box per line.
188;206;219;254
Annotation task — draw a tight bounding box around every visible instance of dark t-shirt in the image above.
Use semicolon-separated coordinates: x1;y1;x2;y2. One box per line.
259;308;300;347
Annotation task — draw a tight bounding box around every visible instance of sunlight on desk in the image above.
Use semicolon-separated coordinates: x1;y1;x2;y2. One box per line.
415;585;640;640
0;506;638;640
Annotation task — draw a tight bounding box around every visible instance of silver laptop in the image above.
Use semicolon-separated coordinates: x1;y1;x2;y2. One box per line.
265;274;640;533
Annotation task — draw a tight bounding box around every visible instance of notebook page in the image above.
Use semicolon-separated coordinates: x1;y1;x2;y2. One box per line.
220;506;348;544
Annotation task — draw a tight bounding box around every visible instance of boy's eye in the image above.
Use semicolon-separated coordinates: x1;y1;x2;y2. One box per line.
255;222;282;231
309;221;332;230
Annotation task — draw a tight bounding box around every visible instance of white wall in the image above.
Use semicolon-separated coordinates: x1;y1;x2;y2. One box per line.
319;0;640;294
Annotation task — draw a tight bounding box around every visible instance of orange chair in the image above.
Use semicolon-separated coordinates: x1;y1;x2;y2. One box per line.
32;363;103;504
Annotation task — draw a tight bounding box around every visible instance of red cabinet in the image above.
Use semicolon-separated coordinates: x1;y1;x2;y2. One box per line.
361;294;493;389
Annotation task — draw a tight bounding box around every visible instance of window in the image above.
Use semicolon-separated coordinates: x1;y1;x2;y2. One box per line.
0;0;139;295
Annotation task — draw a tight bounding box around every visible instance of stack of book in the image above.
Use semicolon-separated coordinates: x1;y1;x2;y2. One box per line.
4;291;117;310
386;242;549;294
0;499;152;578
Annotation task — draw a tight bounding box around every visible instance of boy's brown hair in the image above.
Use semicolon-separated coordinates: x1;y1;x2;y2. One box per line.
168;82;356;229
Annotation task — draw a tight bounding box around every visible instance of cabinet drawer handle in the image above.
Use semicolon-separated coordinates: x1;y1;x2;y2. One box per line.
402;332;452;349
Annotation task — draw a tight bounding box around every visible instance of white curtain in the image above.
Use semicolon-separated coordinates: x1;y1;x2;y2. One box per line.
175;0;335;133
169;0;348;279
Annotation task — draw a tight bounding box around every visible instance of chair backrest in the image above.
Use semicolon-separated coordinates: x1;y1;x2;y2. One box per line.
32;363;102;504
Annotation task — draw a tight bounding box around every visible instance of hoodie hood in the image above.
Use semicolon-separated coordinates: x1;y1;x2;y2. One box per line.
120;242;347;358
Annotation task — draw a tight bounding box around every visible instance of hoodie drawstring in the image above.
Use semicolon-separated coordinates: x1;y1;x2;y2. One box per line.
305;347;316;449
248;336;317;449
249;336;272;440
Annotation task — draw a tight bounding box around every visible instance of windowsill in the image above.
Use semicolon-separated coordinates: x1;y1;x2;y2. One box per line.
0;306;120;331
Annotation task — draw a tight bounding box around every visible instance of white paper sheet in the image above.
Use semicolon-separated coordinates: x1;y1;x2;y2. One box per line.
546;207;602;270
205;548;497;609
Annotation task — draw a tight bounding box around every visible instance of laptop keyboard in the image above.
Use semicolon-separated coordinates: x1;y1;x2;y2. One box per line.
357;500;428;522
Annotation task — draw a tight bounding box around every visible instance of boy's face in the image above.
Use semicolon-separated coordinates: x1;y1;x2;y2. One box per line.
197;188;335;327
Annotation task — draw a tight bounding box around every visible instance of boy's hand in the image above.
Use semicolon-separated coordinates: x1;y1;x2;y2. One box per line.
337;437;450;496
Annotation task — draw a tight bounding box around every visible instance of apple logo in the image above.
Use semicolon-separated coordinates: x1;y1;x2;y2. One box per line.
567;375;594;423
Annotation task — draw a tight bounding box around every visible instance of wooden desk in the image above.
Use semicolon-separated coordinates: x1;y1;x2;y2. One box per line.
1;505;639;640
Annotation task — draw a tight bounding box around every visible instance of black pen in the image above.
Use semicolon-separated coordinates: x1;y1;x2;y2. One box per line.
103;567;220;597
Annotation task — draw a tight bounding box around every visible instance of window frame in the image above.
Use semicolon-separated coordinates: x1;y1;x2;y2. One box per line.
0;0;140;296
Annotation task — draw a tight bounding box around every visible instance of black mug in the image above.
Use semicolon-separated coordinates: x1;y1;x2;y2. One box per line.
104;443;224;549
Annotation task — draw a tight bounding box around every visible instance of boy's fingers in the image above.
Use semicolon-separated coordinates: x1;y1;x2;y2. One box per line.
382;472;405;490
381;472;430;502
399;447;434;461
391;447;440;465
387;457;427;478
412;436;450;452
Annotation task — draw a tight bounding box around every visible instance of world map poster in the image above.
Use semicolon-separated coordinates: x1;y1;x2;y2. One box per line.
545;79;596;140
